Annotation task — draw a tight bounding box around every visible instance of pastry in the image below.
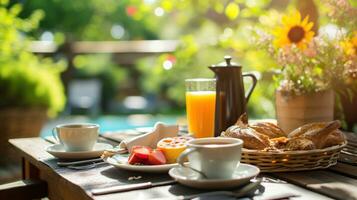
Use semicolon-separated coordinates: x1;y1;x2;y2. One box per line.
289;120;341;149
221;113;271;150
285;137;315;150
320;129;346;148
288;122;326;138
222;113;345;151
270;136;289;149
250;122;286;138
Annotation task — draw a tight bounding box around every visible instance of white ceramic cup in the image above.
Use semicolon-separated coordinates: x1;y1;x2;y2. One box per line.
52;123;99;152
177;137;243;179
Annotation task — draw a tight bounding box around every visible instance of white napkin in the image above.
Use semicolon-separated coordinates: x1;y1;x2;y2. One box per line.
119;122;179;153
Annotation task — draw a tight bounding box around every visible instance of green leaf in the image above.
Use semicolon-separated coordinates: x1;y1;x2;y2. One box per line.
0;0;8;6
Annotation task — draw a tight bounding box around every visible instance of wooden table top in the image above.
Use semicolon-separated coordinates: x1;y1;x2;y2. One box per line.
9;136;357;200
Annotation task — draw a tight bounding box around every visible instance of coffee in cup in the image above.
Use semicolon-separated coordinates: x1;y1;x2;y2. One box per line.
177;137;243;179
52;123;99;152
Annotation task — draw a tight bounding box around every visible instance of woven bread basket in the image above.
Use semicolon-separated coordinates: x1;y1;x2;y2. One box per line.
241;143;346;172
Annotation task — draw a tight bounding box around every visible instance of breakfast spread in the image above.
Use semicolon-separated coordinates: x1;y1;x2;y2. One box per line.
221;113;346;151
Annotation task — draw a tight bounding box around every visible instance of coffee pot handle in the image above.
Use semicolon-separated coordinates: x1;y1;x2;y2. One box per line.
242;72;258;102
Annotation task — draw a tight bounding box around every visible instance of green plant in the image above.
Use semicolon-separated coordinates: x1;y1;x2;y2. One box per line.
254;7;356;96
0;1;66;116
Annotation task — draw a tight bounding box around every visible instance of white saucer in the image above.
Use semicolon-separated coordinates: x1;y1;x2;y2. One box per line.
105;154;181;173
169;163;260;189
46;143;113;160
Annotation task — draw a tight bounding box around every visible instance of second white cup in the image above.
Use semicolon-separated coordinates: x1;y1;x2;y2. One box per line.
177;137;243;179
52;123;99;152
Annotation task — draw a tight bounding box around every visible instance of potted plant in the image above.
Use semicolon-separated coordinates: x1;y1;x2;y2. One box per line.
254;9;355;133
0;3;66;163
324;0;357;131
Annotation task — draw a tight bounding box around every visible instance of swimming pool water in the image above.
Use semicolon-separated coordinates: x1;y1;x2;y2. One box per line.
41;115;182;138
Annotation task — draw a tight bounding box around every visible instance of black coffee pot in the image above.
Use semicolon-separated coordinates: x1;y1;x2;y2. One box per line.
209;56;257;136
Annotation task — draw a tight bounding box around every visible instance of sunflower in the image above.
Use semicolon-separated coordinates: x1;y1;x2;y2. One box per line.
274;11;315;50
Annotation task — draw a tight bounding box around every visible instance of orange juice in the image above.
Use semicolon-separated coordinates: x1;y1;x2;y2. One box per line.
186;91;216;138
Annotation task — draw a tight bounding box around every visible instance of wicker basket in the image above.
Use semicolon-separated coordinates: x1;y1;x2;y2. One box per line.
241;143;346;172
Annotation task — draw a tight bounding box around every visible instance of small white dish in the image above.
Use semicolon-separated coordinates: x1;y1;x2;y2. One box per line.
46;143;113;160
169;163;260;190
105;154;180;173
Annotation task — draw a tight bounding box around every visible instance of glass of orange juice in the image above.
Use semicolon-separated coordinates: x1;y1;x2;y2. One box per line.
185;78;216;138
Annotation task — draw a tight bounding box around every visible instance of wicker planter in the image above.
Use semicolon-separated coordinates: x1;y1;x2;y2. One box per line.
276;90;334;133
0;107;47;164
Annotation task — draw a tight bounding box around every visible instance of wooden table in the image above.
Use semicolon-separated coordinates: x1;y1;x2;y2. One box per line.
5;137;357;200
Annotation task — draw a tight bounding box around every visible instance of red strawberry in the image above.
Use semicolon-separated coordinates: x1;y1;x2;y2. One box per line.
132;146;152;159
148;149;166;165
128;152;142;165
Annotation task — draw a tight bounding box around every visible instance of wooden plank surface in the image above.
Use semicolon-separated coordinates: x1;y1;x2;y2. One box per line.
10;138;92;200
0;179;47;199
9;137;353;200
329;162;357;179
270;170;357;200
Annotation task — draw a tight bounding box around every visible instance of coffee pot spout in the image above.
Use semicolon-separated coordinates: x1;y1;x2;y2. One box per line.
208;66;220;75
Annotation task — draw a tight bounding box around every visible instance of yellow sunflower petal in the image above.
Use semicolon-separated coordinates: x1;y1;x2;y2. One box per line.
305;31;315;39
282;15;289;25
293;11;301;24
305;22;314;31
301;15;309;26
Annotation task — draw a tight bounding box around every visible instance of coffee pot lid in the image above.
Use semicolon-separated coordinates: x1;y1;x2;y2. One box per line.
211;55;241;67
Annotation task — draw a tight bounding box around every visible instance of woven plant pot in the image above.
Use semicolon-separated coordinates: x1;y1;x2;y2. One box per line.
0;107;47;164
276;90;334;133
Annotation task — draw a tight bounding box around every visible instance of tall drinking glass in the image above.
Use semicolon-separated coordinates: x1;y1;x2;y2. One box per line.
185;78;216;138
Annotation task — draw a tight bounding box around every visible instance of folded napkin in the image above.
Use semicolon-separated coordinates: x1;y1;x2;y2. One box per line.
119;122;179;152
102;122;179;157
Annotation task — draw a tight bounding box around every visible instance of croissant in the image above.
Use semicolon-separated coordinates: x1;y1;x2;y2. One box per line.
221;113;271;150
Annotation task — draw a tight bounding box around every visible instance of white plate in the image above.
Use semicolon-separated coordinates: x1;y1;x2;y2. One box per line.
105;154;180;173
169;163;260;189
46;143;113;160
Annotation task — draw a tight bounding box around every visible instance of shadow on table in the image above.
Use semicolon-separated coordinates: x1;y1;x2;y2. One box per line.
100;167;172;184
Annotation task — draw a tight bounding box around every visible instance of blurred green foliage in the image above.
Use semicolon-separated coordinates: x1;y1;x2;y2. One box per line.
12;0;354;117
0;1;66;116
17;0;160;41
137;0;279;118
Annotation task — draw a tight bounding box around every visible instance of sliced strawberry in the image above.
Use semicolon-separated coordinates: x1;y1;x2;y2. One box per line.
128;153;142;165
132;146;152;159
148;149;166;165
